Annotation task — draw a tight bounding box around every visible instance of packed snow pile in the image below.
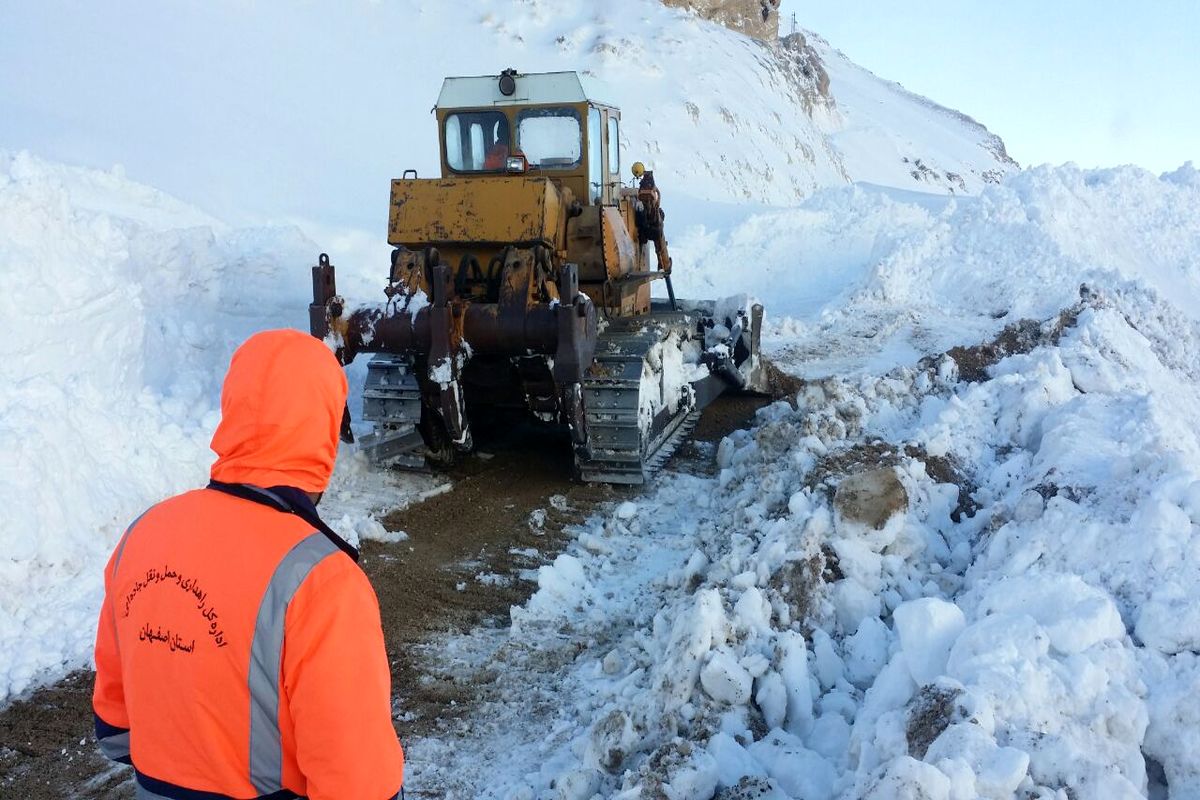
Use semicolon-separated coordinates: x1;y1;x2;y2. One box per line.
0;0;1013;233
0;151;438;702
402;163;1200;799
674;162;1200;377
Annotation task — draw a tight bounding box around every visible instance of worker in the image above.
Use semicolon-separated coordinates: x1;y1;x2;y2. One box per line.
92;329;404;799
483;140;510;170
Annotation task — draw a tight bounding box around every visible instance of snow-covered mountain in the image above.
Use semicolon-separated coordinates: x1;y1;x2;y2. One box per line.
0;0;1013;234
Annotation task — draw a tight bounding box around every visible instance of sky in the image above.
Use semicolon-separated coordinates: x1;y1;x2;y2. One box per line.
779;0;1199;173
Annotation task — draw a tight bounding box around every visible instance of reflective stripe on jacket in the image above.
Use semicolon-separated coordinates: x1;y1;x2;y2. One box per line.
93;330;403;799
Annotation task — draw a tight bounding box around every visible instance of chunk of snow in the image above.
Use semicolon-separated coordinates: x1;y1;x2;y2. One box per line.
845;616;890;688
746;730;835;800
864;757;951;800
777;631;814;736
893;597;967;686
976;574;1124;655
755;671;787;732
700;651;752;706
706;732;766;789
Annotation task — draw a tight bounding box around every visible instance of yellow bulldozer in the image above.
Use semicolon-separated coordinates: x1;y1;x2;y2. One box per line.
309;69;764;484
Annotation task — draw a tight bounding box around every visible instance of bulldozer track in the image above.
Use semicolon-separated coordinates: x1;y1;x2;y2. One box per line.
359;354;429;470
576;314;700;484
362;312;712;486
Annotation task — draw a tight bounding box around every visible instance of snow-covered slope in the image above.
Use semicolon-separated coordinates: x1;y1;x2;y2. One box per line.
808;32;1016;194
0;0;1013;235
0;151;439;701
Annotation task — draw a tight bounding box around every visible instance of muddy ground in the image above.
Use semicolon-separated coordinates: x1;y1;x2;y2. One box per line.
0;395;768;799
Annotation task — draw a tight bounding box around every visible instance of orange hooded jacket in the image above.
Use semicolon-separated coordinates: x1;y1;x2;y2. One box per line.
93;329;404;799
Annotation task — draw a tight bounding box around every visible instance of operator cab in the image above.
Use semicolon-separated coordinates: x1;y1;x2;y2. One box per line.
436;69;622;206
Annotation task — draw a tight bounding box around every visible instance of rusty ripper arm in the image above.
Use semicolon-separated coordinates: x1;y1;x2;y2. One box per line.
309;253;597;451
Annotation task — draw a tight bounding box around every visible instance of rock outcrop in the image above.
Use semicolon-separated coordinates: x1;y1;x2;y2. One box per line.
661;0;781;41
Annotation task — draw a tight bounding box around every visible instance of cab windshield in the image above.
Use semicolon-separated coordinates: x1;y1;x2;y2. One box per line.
516;107;582;169
444;110;511;172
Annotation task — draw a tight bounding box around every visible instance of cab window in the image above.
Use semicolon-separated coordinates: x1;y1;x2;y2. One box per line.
587;107;603;203
607;115;619;176
445;111;510;172
516;107;582;169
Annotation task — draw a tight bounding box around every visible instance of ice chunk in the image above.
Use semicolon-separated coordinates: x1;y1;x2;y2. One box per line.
615;500;639;520
925;723;1028;799
777;630;814;736
755;670;787;731
659;747;719;800
946;613;1048;685
528;508;547;530
819;689;858;722
554;767;600;800
740;651;771;679
1137;581;1200;654
701;651;753;705
1143;652;1200;793
659;590;728;711
355;515;407;543
845;616;890;688
734;586;771;632
977;574;1124;654
930;758;977;800
864;757;951;800
747;729;836;800
706;732;767;789
811;628;845;691
976;746;1029;797
893;597;966;686
513;554;593;627
832;536;884;588
716;436;738;470
806;713;851;764
833;578;883;635
788;490;812;518
682;550;710;587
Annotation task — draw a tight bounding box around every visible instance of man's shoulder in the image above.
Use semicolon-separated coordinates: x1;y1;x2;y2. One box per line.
121;488;208;537
290;544;373;608
144;487;209;513
127;487;322;553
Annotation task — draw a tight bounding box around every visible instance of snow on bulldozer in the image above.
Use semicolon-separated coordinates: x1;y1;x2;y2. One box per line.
309;68;765;484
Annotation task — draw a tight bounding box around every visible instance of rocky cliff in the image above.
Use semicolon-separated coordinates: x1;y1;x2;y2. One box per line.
661;0;780;41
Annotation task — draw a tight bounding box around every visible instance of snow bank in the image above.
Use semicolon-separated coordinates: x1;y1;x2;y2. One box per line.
401;164;1200;799
672;163;1200;378
0;151;437;702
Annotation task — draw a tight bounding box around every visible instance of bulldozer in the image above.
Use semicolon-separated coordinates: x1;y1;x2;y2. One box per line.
309;69;764;484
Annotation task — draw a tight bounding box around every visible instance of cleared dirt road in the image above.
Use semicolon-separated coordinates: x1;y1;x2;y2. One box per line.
0;396;768;798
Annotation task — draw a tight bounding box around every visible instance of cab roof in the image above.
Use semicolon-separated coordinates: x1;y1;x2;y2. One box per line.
437;70;618;110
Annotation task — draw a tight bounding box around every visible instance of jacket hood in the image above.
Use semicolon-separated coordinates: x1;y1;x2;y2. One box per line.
210;329;348;493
